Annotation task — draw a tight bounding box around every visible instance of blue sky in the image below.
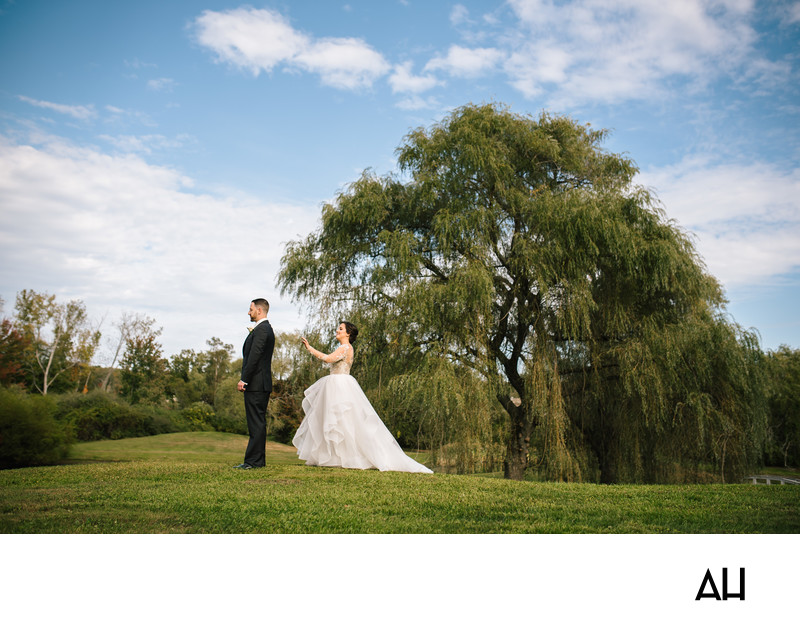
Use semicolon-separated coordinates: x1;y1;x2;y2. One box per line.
1;0;799;359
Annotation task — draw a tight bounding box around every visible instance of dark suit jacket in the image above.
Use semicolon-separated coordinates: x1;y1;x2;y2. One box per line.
241;320;275;392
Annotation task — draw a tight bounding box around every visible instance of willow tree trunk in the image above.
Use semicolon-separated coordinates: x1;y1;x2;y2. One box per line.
503;404;531;480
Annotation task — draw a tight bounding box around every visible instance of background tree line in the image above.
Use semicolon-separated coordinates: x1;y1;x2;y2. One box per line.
0;291;329;468
2;289;798;476
2;105;799;480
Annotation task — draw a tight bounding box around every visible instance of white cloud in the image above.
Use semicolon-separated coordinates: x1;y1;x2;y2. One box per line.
0;134;315;355
102;105;157;129
505;45;571;96
738;56;793;92
450;4;471;26
639;157;800;288
125;58;158;70
193;7;389;90
193;7;305;75
504;0;760;106
190;3;792;109
147;78;176;92
389;61;441;94
424;45;505;78
17;95;97;120
789;2;800;24
395;95;440;110
294;38;391;90
97;134;190;154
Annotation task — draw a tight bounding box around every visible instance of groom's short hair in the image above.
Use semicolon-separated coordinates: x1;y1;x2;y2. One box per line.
252;298;269;315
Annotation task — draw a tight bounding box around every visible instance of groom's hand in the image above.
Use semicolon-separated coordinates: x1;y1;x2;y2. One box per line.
237;380;246;392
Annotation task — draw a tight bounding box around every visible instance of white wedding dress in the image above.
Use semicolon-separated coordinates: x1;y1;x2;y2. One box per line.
292;344;433;473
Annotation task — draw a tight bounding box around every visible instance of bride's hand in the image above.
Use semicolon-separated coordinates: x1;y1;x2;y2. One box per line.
301;336;310;350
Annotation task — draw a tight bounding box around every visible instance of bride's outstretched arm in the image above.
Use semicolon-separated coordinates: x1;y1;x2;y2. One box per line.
301;337;348;364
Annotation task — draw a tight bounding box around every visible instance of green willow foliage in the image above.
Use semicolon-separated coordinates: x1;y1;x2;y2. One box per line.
763;346;800;468
279;103;768;482
378;355;505;474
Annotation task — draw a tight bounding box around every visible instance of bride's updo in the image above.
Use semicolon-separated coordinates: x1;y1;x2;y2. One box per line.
342;321;358;344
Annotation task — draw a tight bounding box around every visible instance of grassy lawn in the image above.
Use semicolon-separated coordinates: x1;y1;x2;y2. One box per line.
1;432;798;533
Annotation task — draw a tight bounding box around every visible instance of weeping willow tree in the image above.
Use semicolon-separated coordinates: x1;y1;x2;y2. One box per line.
279;102;767;482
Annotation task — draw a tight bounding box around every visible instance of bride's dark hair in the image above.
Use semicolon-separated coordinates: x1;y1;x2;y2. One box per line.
342;321;358;344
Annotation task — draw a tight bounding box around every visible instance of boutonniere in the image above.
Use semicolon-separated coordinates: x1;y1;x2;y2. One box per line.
247;326;254;333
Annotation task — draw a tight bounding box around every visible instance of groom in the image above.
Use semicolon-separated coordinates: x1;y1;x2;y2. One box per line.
234;298;275;470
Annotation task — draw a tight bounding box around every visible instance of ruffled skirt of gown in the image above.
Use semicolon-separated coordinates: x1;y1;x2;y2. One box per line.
292;374;432;473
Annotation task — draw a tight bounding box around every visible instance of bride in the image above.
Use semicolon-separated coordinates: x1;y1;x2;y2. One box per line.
292;321;432;474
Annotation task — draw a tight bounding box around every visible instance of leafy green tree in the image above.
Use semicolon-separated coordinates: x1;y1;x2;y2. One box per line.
75;325;103;393
165;348;205;407
272;330;305;381
279;103;767;481
202;337;234;406
264;330;328;444
1;299;28;386
119;317;166;405
764;346;800;467
213;370;247;435
166;339;234;408
168;349;199;383
13;290;101;395
100;312;152;392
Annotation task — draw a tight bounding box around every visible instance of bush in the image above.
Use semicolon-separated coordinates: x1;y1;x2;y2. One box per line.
55;390;176;441
208;377;296;439
209;375;249;436
267;380;303;444
213;376;246;424
209;413;247;436
173;402;216;432
0;386;72;469
170;401;247;435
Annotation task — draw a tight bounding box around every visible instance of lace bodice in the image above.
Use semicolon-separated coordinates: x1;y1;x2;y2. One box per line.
328;344;353;375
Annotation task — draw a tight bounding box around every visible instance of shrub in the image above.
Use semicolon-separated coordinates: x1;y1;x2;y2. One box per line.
213;376;246;425
267;380;303;444
55;390;176;441
173;402;216;432
209;413;247;436
0;386;72;469
204;377;297;440
171;401;247;435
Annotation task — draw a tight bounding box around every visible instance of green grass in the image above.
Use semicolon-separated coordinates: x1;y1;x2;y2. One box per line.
759;465;800;479
1;432;798;533
65;430;300;465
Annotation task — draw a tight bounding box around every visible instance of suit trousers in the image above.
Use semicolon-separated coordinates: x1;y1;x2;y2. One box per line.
243;390;270;467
